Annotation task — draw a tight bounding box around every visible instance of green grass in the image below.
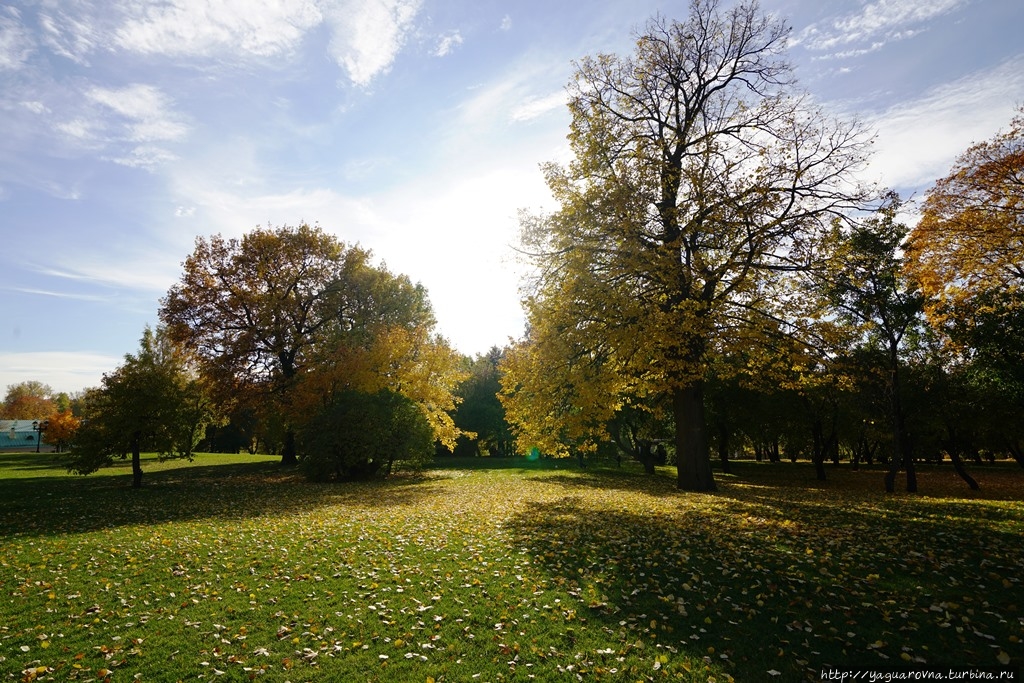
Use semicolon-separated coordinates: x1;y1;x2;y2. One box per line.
1;452;1022;681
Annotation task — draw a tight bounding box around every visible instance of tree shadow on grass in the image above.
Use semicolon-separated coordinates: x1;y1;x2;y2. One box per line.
0;459;450;540
502;487;1024;681
0;450;70;474
524;467;683;497
429;455;563;472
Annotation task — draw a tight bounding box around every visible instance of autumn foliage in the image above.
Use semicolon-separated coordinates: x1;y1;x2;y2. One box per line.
907;107;1024;326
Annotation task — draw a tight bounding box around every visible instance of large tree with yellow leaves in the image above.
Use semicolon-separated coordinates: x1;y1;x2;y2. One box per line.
506;0;871;491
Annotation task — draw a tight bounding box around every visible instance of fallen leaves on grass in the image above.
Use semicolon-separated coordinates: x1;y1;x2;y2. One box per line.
0;459;1022;681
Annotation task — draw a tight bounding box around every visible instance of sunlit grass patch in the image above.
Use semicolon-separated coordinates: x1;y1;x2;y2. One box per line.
1;454;1022;681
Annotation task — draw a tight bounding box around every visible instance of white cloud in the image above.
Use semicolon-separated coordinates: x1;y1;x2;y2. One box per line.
500;15;512;31
510;92;566;122
434;30;463;58
865;55;1024;189
0;351;120;394
324;0;423;86
56;118;99;142
17;1;424;88
0;10;34;70
20;101;48;114
106;145;179;170
39;8;102;65
7;287;108;303
115;0;322;58
175;176;390;245
797;0;966;53
37;257;179;294
86;84;189;142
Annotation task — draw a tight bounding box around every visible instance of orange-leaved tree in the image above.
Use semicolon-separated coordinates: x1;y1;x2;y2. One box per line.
906;107;1023;328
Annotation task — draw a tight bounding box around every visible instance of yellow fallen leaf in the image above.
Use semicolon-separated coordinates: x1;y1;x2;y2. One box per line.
997;651;1010;665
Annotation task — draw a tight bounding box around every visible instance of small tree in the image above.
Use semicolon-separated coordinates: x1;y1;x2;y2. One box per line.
817;195;926;492
43;410;80;453
67;326;212;488
300;389;434;481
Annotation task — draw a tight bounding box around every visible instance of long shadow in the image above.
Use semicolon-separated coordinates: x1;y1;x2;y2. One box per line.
429;455;563;471
502;487;1024;680
0;460;449;540
525;468;684;496
0;450;69;474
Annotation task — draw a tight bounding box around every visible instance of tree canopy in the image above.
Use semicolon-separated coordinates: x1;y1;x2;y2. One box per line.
505;0;871;490
2;381;56;420
67;325;211;488
907;106;1024;327
160;222;464;471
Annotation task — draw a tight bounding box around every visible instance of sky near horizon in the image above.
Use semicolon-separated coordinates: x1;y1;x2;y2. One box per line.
1;0;1023;396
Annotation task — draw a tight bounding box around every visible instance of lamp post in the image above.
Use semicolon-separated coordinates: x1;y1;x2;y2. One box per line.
32;419;48;453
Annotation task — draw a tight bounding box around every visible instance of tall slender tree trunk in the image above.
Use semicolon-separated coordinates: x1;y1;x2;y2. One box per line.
883;354;916;493
949;450;980;490
717;421;732;474
811;419;827;482
673;381;716;491
131;431;143;489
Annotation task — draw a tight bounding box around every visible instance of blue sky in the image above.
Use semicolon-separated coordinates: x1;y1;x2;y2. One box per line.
1;0;1023;395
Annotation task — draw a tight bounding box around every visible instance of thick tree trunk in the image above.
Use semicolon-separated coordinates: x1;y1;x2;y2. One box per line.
1008;442;1024;469
673;382;716;491
281;429;298;466
131;431;143;489
637;441;656;475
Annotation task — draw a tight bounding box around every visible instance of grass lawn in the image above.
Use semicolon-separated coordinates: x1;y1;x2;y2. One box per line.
1;452;1022;681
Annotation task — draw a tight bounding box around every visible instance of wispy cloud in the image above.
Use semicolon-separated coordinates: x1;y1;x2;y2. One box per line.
0;8;34;70
10;1;426;88
37;255;180;294
0;351;121;394
510;92;566;122
86;85;189;143
39;7;102;65
865;54;1024;189
63;84;191;169
434;30;463;58
796;0;966;54
5;287;109;303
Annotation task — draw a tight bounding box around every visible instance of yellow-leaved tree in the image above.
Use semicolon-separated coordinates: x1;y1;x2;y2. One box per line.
505;0;871;490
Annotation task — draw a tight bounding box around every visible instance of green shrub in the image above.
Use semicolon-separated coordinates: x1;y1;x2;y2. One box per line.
300;389;433;481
